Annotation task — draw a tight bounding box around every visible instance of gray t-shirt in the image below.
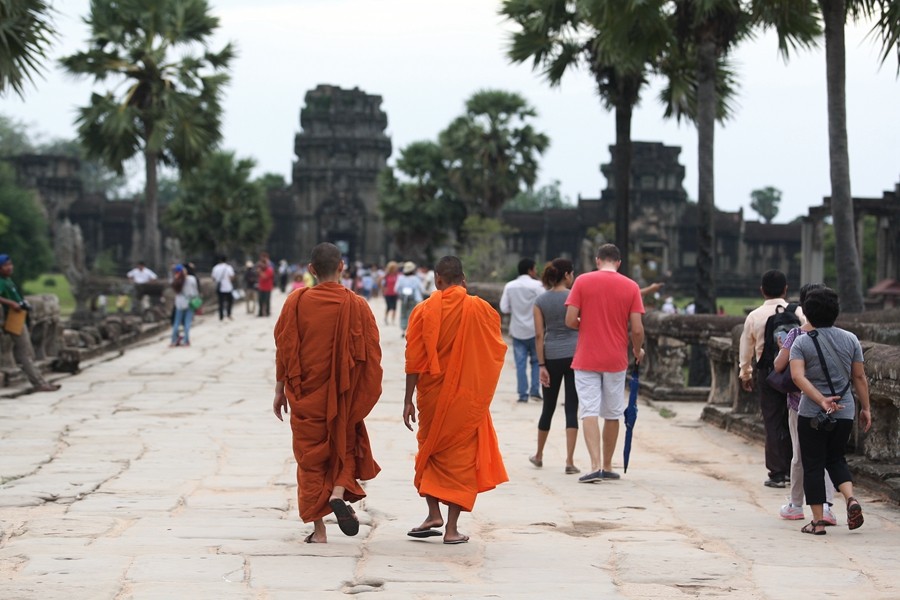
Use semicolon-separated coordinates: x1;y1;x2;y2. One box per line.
534;290;578;360
790;327;863;419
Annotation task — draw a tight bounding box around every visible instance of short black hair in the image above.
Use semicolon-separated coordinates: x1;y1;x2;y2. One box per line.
798;282;825;305
310;242;342;277
517;258;535;275
761;270;787;298
802;287;840;328
596;244;621;262
436;256;464;284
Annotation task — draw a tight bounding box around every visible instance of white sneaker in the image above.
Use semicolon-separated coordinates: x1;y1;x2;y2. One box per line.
822;505;837;526
779;503;804;520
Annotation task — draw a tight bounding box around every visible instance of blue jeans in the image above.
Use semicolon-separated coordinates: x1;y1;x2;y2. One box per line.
513;336;541;400
171;307;194;344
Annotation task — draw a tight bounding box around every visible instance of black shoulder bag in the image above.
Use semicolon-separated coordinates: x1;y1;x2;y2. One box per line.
807;330;851;432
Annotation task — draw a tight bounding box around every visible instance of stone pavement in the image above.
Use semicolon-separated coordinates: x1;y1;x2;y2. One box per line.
1;294;898;600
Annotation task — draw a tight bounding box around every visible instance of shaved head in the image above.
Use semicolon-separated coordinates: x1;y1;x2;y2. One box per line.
310;243;342;277
435;256;464;286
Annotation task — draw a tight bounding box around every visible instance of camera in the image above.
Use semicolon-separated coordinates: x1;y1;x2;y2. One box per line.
811;410;837;432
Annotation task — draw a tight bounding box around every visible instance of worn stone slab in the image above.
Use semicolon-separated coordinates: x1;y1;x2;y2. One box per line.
126;554;246;584
247;555;357;590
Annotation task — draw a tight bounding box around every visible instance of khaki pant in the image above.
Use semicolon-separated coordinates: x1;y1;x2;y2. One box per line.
10;324;47;387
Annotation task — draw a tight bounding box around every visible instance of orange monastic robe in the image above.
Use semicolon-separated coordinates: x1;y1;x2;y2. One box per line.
274;282;382;522
404;284;508;511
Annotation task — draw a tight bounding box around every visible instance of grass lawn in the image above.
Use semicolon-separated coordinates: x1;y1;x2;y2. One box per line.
23;273;76;316
666;296;759;316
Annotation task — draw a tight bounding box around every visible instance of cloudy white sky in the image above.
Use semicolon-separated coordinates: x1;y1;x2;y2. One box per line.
3;0;898;223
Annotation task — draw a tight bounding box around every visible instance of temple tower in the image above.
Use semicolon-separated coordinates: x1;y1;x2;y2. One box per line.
290;85;392;264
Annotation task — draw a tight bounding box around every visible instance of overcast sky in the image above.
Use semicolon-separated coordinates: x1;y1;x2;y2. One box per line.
3;0;898;223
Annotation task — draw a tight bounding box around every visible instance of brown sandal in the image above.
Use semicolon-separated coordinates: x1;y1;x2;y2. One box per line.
801;520;827;535
847;497;864;530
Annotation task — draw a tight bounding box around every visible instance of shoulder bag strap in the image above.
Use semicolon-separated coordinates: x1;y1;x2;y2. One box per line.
808;330;851;398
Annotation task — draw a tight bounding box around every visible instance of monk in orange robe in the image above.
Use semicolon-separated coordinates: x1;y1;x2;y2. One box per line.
273;242;382;543
402;255;508;544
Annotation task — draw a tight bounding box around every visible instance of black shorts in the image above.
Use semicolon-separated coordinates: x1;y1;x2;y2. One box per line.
385;295;397;311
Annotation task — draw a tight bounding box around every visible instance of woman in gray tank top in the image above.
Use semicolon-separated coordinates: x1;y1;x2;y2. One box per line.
530;258;581;474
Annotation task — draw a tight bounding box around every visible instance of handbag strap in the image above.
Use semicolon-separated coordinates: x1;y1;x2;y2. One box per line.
808;330;851;398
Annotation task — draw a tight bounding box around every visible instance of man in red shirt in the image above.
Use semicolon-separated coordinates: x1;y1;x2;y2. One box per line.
565;244;645;483
257;252;275;317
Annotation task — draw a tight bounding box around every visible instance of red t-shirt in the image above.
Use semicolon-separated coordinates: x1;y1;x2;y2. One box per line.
383;273;398;297
257;265;275;292
566;270;644;372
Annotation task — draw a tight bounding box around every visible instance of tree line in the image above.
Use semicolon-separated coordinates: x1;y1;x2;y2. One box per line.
2;0;898;312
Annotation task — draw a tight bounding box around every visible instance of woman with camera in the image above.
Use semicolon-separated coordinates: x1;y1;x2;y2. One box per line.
789;287;872;535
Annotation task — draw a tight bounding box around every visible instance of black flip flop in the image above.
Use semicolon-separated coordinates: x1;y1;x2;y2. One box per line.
407;527;442;538
329;498;360;536
443;535;469;545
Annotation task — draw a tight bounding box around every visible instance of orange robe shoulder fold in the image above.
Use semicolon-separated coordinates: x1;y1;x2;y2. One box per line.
274;282;382;522
404;285;508;512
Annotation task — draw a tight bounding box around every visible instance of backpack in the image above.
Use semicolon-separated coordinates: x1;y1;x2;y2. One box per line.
758;302;800;370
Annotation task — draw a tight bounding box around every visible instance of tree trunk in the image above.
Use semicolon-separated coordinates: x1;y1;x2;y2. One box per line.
694;38;717;316
144;147;161;272
820;0;865;313
614;102;633;278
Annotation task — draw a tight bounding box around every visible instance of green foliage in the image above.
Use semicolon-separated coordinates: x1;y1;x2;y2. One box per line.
61;0;235;268
0;162;52;285
257;172;288;191
23;273;74;315
439;89;549;218
0;114;36;156
164;151;272;257
459;215;516;282
0;0;54;98
505;180;571;211
749;186;781;223
91;248;120;276
378;141;465;262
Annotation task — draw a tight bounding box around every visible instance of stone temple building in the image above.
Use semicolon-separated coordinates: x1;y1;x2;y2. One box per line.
268;85;392;265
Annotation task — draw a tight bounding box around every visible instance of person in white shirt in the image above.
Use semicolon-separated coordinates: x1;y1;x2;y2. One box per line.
126;261;157;284
500;258;546;402
211;255;236;321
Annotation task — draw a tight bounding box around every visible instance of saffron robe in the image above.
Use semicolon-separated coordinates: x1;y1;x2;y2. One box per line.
274;282;382;522
404;285;508;511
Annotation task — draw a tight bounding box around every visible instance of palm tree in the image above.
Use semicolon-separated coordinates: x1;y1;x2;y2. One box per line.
61;0;234;271
0;0;54;98
817;0;899;313
502;0;669;277
663;1;819;314
439;90;549;220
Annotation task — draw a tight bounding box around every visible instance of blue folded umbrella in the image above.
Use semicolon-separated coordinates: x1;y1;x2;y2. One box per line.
623;365;640;473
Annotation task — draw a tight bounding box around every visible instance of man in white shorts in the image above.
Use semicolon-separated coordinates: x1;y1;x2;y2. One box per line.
565;244;645;482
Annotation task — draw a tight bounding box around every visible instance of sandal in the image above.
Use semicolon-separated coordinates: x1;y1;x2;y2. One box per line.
801;520;827;535
529;455;542;468
847;497;864;530
328;498;360;536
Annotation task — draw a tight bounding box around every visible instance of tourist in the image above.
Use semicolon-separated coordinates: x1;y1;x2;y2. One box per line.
359;268;374;300
272;242;382;544
661;297;677;314
277;259;290;293
771;283;837;525
242;261;258;314
790;287;872;535
396;261;423;336
0;254;60;393
530;258;580;474
419;264;436;299
738;269;800;488
500;258;545;403
257;254;274;317
290;272;306;291
211;255;236;321
126;260;157;285
169;264;199;348
565;244;645;483
403;256;508;544
340;269;354;290
381;261;399;325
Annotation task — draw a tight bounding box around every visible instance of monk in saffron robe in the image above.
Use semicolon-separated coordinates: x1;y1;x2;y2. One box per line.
273;242;382;543
402;255;508;544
